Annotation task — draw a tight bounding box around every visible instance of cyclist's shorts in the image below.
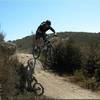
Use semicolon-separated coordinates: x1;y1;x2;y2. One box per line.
36;32;45;40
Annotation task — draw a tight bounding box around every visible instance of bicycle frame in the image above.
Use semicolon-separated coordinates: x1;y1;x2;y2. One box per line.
41;35;55;50
32;34;56;59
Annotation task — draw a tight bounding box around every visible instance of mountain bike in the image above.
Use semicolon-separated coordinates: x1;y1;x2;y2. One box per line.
32;34;57;62
26;58;44;96
15;59;44;96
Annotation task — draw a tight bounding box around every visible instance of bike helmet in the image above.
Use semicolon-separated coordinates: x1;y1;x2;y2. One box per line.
46;20;51;25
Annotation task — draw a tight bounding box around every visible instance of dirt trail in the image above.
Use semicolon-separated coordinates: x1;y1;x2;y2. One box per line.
35;71;100;99
17;53;100;99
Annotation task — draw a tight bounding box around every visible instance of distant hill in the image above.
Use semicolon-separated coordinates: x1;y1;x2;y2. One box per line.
12;31;100;53
13;35;34;53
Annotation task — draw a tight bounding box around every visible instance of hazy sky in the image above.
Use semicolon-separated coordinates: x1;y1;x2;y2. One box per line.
0;0;100;40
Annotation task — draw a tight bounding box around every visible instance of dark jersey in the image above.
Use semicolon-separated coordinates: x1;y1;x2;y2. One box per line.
36;22;55;33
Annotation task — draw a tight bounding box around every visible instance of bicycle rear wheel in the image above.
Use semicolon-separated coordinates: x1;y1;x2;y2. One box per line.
27;58;34;66
33;83;44;96
27;58;36;74
32;46;41;59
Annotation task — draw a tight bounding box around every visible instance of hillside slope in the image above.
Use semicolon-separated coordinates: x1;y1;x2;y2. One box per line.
13;32;100;53
17;53;100;99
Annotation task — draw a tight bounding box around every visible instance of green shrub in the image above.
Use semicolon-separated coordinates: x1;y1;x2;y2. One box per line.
95;67;100;82
74;69;86;82
83;37;100;78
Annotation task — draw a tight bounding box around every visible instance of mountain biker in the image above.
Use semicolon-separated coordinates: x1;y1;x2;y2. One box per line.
35;20;56;48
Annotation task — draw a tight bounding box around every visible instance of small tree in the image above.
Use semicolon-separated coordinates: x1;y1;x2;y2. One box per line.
0;32;5;42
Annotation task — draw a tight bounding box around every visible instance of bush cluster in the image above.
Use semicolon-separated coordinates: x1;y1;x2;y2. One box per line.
42;37;100;90
43;39;82;75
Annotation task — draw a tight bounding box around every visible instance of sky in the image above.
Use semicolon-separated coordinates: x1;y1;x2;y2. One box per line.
0;0;100;41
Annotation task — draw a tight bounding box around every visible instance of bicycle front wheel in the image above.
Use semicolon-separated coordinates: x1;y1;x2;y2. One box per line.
31;76;38;85
33;83;44;96
32;46;41;59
